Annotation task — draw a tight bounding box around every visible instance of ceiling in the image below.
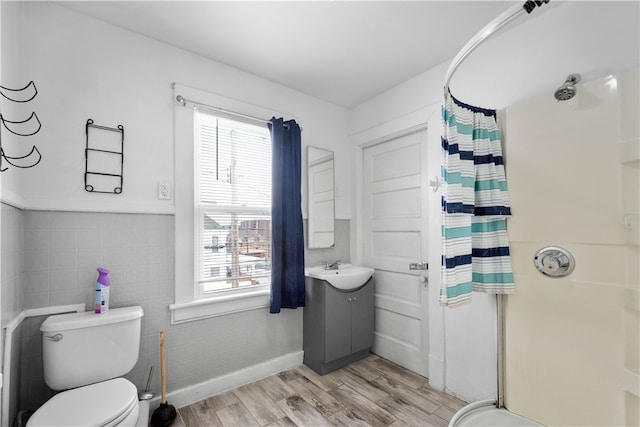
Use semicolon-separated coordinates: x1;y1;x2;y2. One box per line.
57;1;640;109
57;1;514;108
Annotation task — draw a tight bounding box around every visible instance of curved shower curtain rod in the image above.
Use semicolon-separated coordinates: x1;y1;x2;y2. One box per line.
443;0;550;97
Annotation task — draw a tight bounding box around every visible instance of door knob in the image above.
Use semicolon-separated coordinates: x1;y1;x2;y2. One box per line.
409;262;428;271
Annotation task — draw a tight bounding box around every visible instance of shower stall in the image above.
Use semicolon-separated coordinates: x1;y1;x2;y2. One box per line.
444;1;639;425
500;68;639;426
453;67;640;427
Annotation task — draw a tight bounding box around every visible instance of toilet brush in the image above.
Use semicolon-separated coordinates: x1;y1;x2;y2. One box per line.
139;365;155;401
150;331;177;427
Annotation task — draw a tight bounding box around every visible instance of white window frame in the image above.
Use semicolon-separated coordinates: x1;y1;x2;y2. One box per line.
170;84;285;324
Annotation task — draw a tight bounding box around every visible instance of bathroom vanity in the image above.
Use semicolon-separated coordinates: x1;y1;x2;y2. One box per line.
303;266;374;375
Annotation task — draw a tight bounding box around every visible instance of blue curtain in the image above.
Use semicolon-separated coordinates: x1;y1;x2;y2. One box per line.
269;117;305;313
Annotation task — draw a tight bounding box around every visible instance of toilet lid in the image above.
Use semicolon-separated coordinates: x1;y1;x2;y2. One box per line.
28;378;138;427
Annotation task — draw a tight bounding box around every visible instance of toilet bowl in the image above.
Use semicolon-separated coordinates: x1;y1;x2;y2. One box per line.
27;378;140;427
26;306;147;427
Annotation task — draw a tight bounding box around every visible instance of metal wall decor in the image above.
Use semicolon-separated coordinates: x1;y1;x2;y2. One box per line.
0;80;38;103
0;80;42;172
84;119;124;194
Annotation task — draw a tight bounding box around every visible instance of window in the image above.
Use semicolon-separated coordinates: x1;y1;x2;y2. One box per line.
195;111;272;298
171;84;281;323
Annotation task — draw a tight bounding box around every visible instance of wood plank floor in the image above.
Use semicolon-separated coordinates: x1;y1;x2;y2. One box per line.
175;354;467;427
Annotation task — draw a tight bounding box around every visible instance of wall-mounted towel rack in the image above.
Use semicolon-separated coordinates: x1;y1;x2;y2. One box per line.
84;119;124;194
0;81;42;172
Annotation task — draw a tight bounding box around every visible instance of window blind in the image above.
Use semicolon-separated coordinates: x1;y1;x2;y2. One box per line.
196;111;272;294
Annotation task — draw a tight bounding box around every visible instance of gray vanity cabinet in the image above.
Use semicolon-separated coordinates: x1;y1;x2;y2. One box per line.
303;276;374;375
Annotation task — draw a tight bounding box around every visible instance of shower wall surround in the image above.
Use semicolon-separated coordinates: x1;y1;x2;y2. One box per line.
504;68;639;426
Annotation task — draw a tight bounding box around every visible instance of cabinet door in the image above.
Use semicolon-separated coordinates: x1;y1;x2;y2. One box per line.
351;282;374;354
324;285;352;362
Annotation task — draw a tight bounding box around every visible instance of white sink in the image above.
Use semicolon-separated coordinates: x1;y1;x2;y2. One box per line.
305;264;374;290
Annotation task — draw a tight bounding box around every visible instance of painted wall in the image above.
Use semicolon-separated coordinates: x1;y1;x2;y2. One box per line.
0;1;23;200
8;1;352;220
0;1;350;419
503;69;639;426
2;0;638;419
349;60;499;403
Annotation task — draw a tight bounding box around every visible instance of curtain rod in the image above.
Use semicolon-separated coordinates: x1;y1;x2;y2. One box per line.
443;0;550;96
175;95;297;130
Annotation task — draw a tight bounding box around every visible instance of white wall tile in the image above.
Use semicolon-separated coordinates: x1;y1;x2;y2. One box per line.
77;248;101;272
102;229;126;248
78;228;102;248
50;269;77;291
50;248;77;270
23;292;49;309
50;212;77;229
23;250;50;272
51;228;77;249
24;211;50;229
103;247;126;267
50;290;76;306
76;212;104;229
24;228;50;251
126;246;148;265
24;271;49;294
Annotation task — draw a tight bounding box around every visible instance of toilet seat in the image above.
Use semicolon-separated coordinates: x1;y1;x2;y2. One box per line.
27;378;139;427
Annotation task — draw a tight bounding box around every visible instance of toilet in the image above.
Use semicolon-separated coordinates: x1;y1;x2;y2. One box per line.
27;306;148;427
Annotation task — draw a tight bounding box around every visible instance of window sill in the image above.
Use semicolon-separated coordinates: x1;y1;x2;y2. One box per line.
169;289;270;324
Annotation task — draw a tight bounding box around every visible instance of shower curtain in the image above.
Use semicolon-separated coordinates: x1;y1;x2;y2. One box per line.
440;92;514;306
269;117;305;313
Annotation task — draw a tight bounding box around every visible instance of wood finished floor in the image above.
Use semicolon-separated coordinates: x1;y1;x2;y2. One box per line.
175;354;466;427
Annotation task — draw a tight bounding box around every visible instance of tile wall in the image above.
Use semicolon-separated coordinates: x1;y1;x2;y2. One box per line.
2;207;341;417
1;203;24;324
17;209;175;411
304;219;351;267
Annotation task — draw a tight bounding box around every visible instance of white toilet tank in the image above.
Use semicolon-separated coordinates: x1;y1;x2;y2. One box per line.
40;306;143;391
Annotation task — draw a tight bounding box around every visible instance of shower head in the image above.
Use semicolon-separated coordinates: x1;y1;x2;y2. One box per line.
554;73;581;101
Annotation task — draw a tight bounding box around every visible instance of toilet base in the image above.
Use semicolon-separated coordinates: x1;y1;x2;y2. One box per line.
136;400;150;427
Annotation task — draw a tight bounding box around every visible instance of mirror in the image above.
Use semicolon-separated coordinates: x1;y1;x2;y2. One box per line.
307;146;335;248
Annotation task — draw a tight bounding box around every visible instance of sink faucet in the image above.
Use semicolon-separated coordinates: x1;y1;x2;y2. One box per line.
325;260;342;270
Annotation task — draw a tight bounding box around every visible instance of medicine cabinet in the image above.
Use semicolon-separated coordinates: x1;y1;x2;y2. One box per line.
307;146;335;248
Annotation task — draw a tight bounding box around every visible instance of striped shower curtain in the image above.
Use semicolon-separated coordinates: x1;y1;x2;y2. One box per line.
440;92;514;307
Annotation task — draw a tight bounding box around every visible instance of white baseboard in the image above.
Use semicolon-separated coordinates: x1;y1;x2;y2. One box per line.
165;351;304;408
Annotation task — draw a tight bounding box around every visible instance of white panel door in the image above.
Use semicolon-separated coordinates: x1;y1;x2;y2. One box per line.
363;128;429;376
